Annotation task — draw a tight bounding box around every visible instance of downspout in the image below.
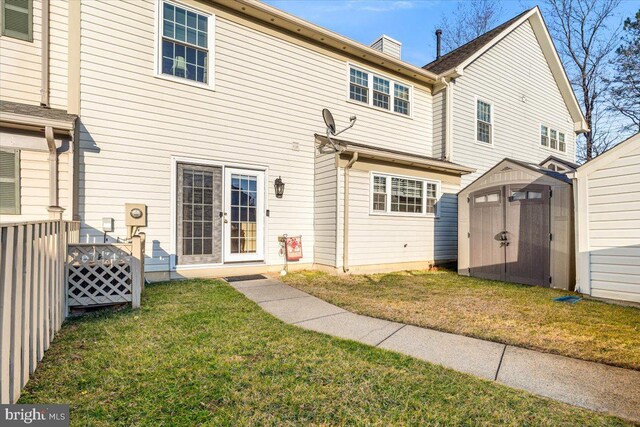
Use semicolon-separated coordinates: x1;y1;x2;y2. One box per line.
41;0;50;107
444;79;453;161
342;152;358;273
45;126;61;219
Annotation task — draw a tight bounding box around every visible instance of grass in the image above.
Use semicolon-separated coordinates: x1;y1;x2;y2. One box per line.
282;270;640;370
19;279;631;426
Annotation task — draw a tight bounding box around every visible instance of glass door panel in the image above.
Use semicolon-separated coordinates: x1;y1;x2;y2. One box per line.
224;168;264;262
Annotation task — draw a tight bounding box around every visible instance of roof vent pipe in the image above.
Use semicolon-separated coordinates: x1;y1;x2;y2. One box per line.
435;29;442;59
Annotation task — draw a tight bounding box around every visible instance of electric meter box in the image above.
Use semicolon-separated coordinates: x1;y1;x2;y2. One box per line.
125;203;147;227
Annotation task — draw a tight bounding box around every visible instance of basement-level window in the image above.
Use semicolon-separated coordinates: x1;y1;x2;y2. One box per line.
476;99;492;144
0;149;20;215
159;1;213;87
371;173;438;216
349;65;412;116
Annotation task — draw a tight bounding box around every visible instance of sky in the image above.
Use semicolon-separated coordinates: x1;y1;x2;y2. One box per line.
262;0;639;67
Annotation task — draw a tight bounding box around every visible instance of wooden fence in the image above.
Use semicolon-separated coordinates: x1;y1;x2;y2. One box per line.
67;234;145;310
0;220;80;404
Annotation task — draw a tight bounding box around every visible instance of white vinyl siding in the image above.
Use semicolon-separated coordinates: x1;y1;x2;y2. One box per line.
77;0;433;272
451;20;576;186
0;0;69;109
348;64;412;117
585;146;640;303
346;168;459;266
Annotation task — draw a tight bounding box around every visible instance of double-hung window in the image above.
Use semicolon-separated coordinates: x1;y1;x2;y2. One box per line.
349;66;411;116
2;0;32;41
349;68;369;103
476;99;492;144
0;149;20;215
159;1;213;87
371;173;438;216
540;124;566;152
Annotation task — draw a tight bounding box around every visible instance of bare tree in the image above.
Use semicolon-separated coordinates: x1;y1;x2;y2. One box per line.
607;10;640;133
542;0;621;161
438;0;503;53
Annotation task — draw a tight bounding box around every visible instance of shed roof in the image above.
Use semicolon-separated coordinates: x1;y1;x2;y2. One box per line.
539;155;580;171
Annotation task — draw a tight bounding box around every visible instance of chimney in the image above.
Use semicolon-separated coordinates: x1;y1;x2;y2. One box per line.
435;29;442;59
369;35;402;59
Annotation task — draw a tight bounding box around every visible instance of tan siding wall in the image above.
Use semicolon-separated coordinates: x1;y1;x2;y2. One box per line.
0;0;68;110
587;148;640;303
0;0;42;105
77;0;433;272
314;152;338;267
451;20;576;187
0;148;72;222
344;168;459;267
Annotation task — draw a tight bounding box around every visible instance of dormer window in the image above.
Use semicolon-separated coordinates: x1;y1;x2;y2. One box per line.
348;65;411;117
158;1;214;88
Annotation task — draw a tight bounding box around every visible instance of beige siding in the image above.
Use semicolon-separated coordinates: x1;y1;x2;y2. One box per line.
0;0;42;105
314;151;338;267
343;167;459;268
77;0;433;273
0;146;72;223
451;20;576;187
432;89;446;159
586;148;640;303
0;0;68;110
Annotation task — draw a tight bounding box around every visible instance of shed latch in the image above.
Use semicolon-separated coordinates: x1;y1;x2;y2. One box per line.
549;233;553;241
549;276;552;284
467;232;470;238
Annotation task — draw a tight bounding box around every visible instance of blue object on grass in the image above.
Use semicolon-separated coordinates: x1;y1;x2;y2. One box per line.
553;295;582;304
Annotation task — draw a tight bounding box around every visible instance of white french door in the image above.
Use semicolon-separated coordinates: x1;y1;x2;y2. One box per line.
224;168;265;262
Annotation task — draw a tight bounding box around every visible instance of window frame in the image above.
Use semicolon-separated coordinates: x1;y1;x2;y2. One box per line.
540;123;567;153
0;149;21;215
155;0;215;90
347;64;413;118
1;0;33;42
474;97;494;146
369;172;440;218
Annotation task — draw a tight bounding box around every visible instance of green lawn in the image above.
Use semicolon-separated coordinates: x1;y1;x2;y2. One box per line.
282;270;640;370
20;279;631;426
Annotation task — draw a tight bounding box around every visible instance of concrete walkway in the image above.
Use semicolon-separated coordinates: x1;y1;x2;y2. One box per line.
227;277;640;423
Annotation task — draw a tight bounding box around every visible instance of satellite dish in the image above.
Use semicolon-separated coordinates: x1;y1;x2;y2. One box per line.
320;109;357;153
322;109;336;135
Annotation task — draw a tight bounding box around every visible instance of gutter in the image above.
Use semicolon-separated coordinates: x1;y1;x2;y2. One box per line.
342;152;358;273
41;0;50;107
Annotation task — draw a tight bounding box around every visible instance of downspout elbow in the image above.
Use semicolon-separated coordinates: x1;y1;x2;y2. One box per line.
343;152;358;273
45;126;61;218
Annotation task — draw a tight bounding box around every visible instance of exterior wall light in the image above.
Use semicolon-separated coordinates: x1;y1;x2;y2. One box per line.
274;177;285;198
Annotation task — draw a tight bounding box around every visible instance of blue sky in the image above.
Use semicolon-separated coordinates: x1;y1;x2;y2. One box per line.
263;0;639;67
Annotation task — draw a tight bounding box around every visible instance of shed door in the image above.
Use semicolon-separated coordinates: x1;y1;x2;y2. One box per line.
505;185;550;286
469;187;505;281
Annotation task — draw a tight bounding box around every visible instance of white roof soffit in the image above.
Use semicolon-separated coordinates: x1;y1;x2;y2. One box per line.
214;0;438;84
438;7;587;134
0;112;75;134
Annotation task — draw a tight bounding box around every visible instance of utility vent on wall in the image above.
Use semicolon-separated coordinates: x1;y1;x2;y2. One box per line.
369;35;402;59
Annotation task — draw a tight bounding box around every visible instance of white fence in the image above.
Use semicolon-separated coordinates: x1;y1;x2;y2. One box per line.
0;220;80;404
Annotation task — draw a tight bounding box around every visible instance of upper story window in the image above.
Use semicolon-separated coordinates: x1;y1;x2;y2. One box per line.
371;173;438;216
476;99;492;144
349;65;411;117
540;124;566;152
0;149;20;215
2;0;32;41
158;1;214;88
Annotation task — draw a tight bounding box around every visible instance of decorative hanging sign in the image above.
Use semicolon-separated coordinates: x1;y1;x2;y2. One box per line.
285;236;303;261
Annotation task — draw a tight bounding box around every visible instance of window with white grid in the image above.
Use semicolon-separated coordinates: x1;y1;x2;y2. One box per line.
159;1;213;87
541;124;567;153
476;99;492;144
350;68;369;103
371;173;438;216
540;125;549;147
348;65;411;116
